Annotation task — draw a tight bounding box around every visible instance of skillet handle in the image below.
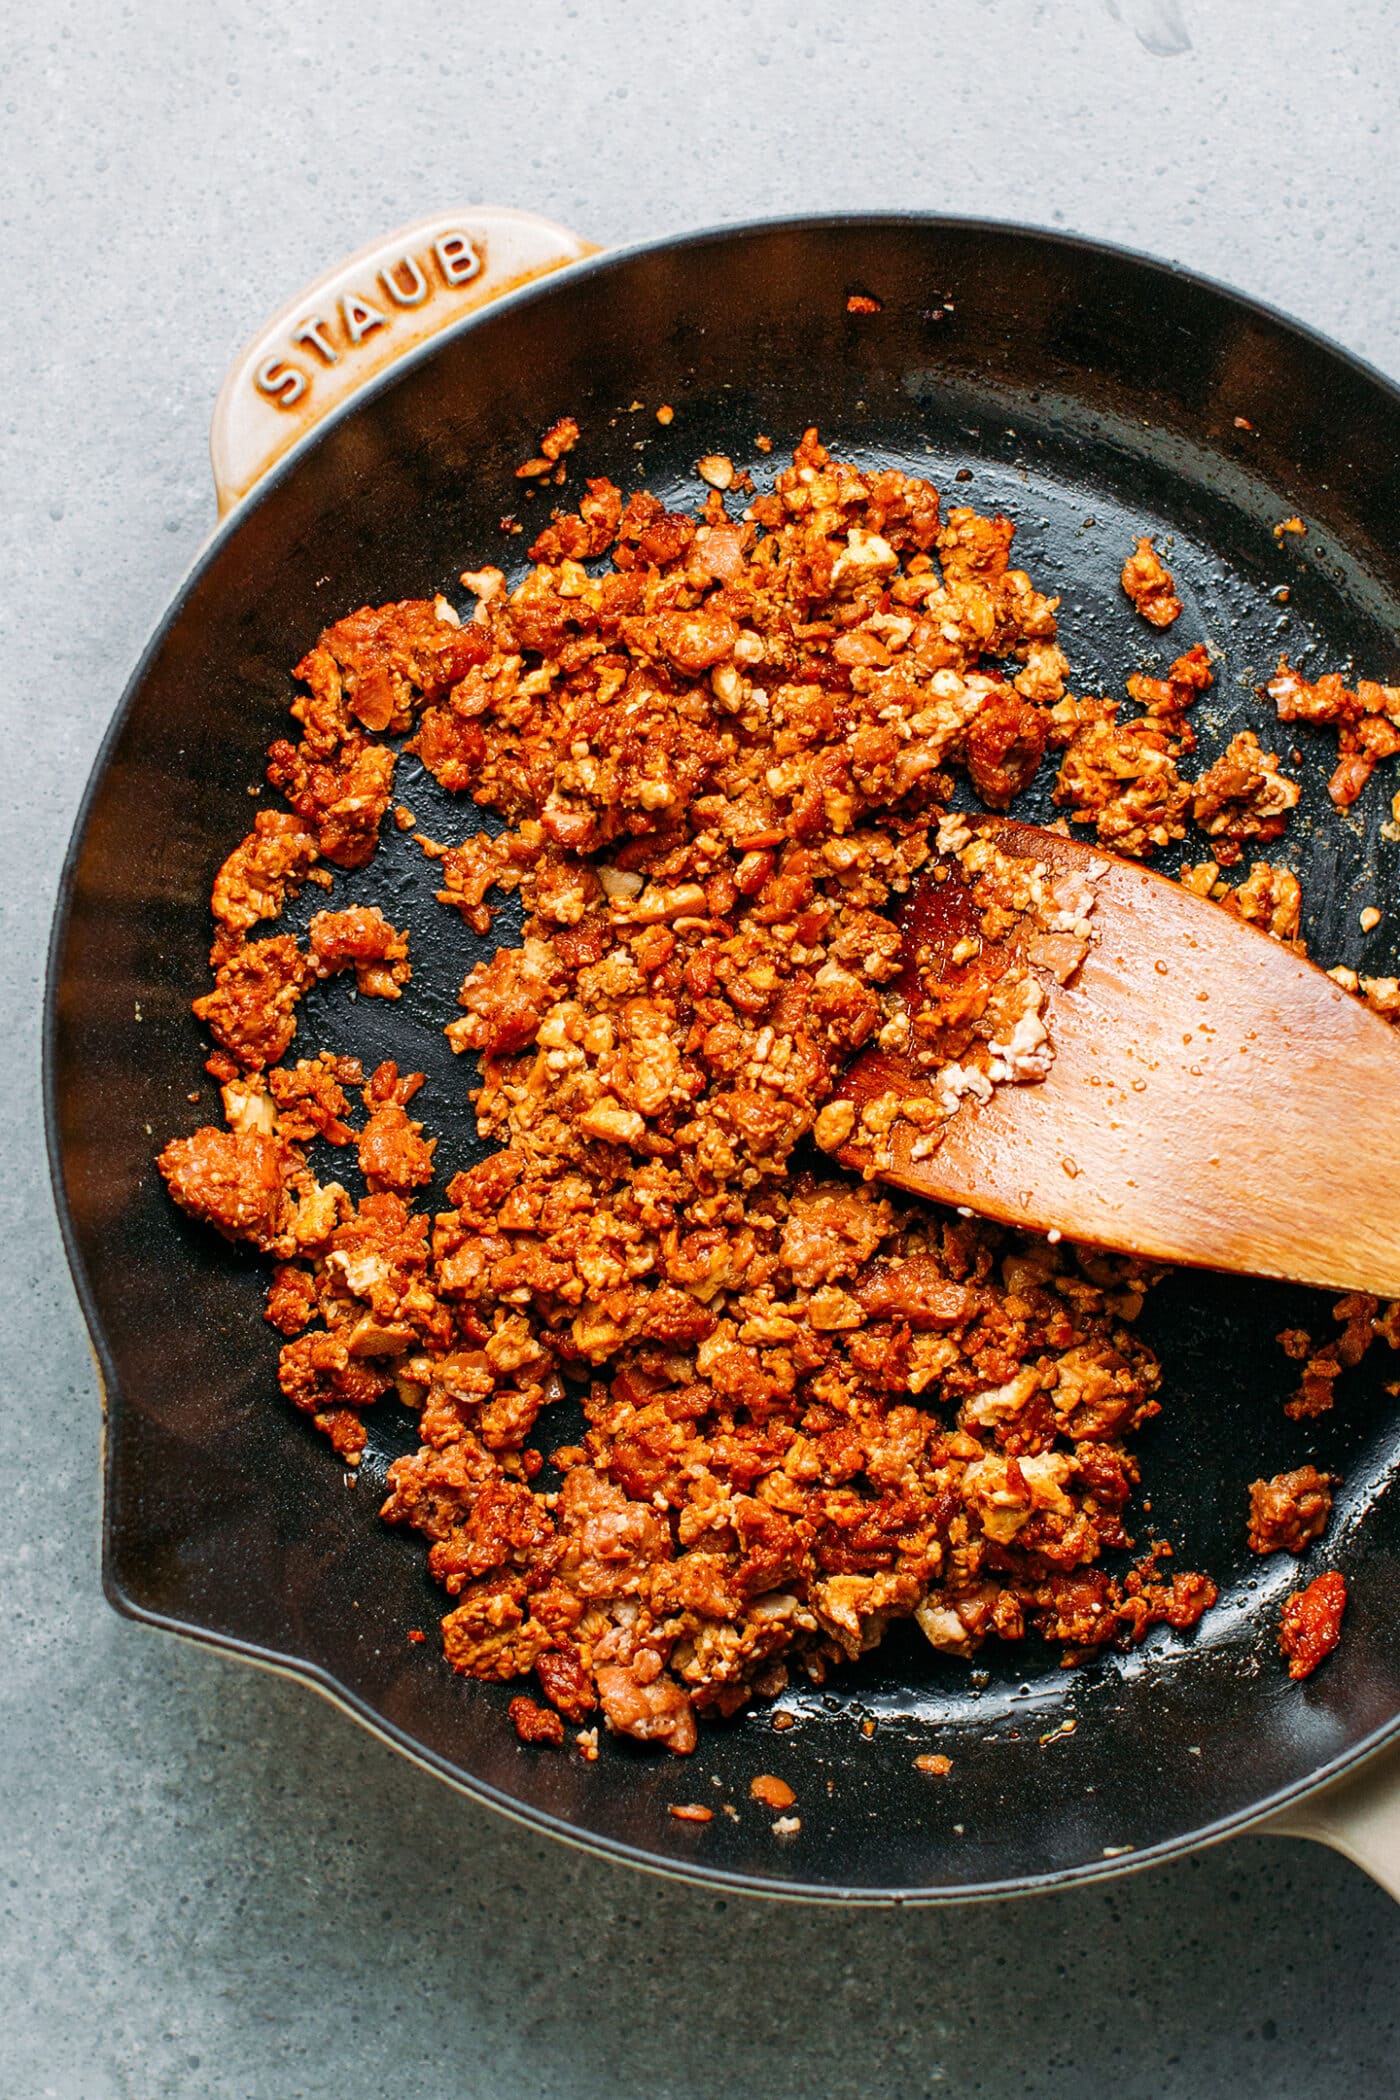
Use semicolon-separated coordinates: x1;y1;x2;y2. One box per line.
1262;1741;1400;1902
209;207;599;517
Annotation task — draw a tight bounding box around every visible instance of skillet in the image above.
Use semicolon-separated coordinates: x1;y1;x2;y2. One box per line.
45;209;1400;1902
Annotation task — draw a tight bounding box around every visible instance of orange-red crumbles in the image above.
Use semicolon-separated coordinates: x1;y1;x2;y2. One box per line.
1280;1569;1347;1681
160;428;1380;1748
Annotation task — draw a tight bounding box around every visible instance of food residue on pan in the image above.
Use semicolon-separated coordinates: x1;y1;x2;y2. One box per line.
750;1774;797;1811
1246;1466;1334;1556
157;427;1391;1760
1277;1297;1400;1420
508;1694;565;1745
697;454;735;491
516;416;580;479
1266;658;1400;809
1280;1569;1347;1680
1120;535;1181;628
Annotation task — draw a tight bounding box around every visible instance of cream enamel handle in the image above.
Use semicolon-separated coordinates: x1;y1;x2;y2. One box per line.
1262;1739;1400;1899
210;207;598;515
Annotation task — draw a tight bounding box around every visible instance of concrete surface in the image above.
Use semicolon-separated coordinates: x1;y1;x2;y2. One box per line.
4;1;1400;2094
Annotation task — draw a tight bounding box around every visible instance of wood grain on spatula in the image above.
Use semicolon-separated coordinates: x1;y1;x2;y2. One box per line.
835;819;1400;1295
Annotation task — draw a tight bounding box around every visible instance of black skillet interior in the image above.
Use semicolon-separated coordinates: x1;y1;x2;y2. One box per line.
47;218;1400;1899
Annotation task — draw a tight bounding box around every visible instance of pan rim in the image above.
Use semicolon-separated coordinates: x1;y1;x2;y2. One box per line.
97;1566;1400;1906
45;208;1400;1902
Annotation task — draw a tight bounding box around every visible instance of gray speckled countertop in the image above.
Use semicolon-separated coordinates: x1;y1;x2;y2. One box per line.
5;2;1400;2094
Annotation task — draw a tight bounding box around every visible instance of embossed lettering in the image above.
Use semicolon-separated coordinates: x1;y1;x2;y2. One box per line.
434;233;482;287
380;254;429;308
293;316;339;366
254;357;308;408
342;292;387;345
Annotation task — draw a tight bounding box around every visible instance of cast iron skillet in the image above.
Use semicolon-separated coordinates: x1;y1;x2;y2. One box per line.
45;213;1400;1902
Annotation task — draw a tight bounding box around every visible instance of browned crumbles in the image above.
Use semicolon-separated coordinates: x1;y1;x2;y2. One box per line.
1280;1569;1347;1680
1179;860;1304;949
267;1052;362;1146
1280;1295;1400;1420
1189;732;1299;866
308;905;411;997
1126;642;1213;756
1247;1466;1334;1555
517;416;581;479
697;454;736;491
508;1694;566;1744
1325;966;1400;1026
358;1061;436;1196
828;811;1098;1177
192;935;311;1071
1121;536;1182;628
1360;976;1400;1023
211;809;323;939
1266;657;1400;808
1056;641;1301;868
1054;709;1191;858
170;427;1400;1760
292;598;482;744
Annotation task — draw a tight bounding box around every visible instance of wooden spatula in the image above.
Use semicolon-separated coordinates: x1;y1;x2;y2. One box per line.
835;818;1400;1295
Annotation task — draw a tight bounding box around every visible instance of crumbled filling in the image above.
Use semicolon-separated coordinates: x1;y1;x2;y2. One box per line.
1125;643;1212;756
1179;860;1304;948
829;811;1096;1174
1267;658;1400;808
1055;640;1302;866
1325;966;1400;1025
508;1694;566;1744
1189;732;1299;867
1054;709;1192;858
1247;1466;1334;1555
158;427;1386;1753
1120;536;1182;628
1279;1569;1347;1680
1277;1295;1400;1420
